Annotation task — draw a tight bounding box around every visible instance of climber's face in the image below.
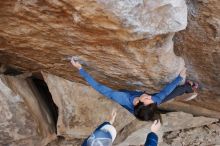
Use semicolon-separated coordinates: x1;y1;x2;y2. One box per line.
139;94;153;105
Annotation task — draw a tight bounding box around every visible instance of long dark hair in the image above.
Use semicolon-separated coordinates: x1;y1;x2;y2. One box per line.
134;102;162;122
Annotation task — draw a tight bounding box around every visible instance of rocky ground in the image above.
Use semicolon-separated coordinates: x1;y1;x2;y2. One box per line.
162;121;220;146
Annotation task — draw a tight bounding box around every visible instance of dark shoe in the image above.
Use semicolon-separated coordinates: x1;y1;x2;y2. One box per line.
186;80;199;92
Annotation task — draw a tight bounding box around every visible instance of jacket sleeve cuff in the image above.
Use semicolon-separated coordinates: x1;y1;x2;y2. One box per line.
79;68;85;75
177;75;183;81
151;96;160;105
147;132;158;142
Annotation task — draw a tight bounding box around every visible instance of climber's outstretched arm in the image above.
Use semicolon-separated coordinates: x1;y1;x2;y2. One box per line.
152;68;186;105
70;58;130;107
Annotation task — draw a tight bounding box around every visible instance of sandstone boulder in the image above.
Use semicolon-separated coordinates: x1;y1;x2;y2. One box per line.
0;74;56;145
116;112;218;146
42;72;135;140
171;0;220;115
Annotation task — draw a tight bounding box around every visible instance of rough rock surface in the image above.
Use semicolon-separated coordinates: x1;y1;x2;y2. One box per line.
42;72;135;140
97;0;187;38
0;0;220;146
0;0;219;119
116;112;218;146
0;0;186;93
0;74;56;145
0;70;219;146
41;72;218;145
162;121;220;146
169;0;220;115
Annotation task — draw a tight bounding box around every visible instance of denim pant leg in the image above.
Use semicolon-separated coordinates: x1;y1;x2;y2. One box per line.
161;84;193;103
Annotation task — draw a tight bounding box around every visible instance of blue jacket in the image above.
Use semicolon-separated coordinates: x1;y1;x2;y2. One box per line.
79;68;182;114
144;132;158;146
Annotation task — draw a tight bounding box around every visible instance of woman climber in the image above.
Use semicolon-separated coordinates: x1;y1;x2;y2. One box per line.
71;58;198;122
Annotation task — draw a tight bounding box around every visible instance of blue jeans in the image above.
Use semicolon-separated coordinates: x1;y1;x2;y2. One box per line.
161;83;193;103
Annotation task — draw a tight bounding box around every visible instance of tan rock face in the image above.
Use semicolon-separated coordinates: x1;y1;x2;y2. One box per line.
0;0;219;119
0;71;218;146
162;122;220;146
0;0;185;93
39;72;218;146
0;0;220;145
0;75;56;145
97;0;187;38
115;112;218;146
42;72;135;139
171;0;220;114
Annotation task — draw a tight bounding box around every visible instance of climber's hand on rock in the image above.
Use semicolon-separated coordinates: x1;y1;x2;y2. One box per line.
179;67;186;78
71;57;82;70
151;120;161;133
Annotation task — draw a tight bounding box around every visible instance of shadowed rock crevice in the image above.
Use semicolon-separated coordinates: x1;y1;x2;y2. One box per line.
0;72;57;145
27;73;59;134
0;64;24;76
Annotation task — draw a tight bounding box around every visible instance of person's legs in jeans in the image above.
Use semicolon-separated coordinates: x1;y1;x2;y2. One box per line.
161;83;194;103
